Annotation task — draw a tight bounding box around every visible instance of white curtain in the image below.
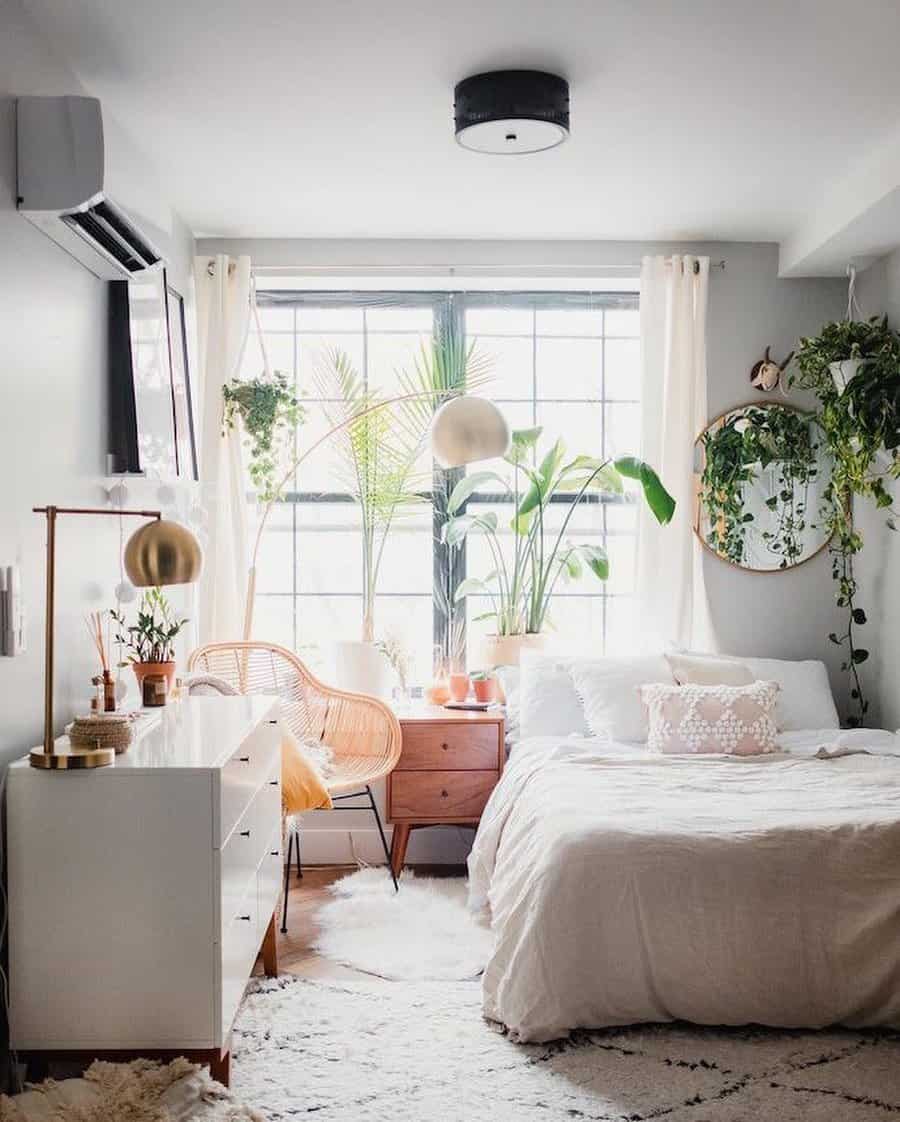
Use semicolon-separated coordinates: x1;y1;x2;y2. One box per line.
194;254;251;645
636;254;714;650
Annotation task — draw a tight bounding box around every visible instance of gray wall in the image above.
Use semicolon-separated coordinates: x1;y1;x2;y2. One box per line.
849;251;900;730
0;0;195;768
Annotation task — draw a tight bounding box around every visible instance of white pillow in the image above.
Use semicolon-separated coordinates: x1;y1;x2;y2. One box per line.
666;651;754;687
670;650;840;731
518;651;589;740
744;656;840;731
571;655;675;742
495;665;521;745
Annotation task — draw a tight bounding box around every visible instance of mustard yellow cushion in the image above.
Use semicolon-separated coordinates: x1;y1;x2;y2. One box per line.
281;726;333;813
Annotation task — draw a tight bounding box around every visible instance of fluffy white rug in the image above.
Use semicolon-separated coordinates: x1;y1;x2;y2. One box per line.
313;868;492;980
233;975;900;1121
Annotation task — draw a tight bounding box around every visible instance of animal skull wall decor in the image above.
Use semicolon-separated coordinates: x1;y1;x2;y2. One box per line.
750;346;794;392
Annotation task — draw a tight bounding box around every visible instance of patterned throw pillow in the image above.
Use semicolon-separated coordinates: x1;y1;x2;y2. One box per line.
639;680;780;756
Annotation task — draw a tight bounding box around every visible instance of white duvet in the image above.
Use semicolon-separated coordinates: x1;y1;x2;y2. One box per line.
468;729;900;1042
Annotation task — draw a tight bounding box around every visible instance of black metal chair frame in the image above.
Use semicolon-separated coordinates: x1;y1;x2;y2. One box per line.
280;784;398;934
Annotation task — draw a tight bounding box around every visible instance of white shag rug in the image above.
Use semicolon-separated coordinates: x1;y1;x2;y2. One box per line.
233;975;900;1121
312;868;492;980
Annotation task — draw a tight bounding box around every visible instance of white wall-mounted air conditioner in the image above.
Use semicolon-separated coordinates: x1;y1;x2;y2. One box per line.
16;95;166;280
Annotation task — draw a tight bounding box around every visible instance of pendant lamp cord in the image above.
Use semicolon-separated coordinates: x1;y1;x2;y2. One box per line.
847;264;861;322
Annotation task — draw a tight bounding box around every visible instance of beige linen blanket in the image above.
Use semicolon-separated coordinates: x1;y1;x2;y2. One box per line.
468;734;900;1042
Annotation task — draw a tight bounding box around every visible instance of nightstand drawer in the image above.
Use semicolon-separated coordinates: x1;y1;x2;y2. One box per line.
390;769;498;820
398;722;500;771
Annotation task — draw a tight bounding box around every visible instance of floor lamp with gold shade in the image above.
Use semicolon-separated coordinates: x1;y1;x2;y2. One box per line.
30;505;203;770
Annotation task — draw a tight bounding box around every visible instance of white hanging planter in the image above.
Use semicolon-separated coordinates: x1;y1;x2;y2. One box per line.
829;358;863;396
333;640;393;698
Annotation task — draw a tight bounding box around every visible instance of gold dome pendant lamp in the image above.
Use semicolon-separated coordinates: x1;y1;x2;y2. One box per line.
29;506;202;770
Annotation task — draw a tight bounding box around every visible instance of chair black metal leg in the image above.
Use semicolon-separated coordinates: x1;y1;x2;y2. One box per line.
367;785;398;892
295;828;303;880
281;830;295;934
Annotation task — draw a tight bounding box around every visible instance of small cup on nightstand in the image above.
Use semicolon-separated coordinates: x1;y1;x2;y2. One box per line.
448;673;471;702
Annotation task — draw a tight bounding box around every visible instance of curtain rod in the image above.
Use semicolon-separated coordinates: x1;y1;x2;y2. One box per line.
250;258;725;275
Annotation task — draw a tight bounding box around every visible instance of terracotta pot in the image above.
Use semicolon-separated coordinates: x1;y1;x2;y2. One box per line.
448;673;471;703
472;676;497;703
131;661;176;691
479;632;547;668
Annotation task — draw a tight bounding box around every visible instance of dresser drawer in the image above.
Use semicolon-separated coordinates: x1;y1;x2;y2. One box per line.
220;759;281;935
220;883;259;1038
398;722;500;771
389;769;498;820
220;718;280;844
257;822;283;943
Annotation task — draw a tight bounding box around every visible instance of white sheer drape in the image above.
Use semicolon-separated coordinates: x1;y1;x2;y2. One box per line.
636;254;714;650
195;254;251;644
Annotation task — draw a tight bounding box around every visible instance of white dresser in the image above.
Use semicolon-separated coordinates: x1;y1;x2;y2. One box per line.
7;695;282;1085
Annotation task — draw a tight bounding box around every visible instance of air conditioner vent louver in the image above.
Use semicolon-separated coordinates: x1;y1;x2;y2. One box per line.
61;202;161;274
16;95;167;280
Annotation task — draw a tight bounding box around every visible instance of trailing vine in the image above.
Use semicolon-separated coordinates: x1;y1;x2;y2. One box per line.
790;315;900;727
222;372;305;502
699;404;821;569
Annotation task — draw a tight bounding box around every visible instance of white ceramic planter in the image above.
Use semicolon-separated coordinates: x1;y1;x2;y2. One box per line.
333;640;393;698
479;632;547;668
829;358;862;396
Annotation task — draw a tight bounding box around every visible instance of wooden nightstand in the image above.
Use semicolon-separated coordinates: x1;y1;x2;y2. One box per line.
387;706;505;877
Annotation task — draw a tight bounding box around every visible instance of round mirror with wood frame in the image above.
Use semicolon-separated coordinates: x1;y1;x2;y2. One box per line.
694;401;834;572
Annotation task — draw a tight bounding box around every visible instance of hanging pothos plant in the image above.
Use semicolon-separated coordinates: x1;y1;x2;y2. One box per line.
222;372;305;503
699;404;821;568
790;316;900;727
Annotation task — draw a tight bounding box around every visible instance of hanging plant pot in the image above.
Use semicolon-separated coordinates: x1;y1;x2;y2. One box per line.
829;358;863;396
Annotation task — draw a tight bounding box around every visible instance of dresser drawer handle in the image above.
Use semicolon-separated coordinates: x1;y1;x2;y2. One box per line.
240;829;251;838
238;756;250;763
269;779;279;786
238;914;251;922
270;850;280;857
268;719;278;725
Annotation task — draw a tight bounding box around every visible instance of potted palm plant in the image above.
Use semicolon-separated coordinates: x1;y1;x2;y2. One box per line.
443;428;674;666
316;326;492;694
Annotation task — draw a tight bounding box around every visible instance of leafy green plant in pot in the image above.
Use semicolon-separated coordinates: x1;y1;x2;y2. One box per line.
790;315;900;726
442;427;675;666
111;587;188;694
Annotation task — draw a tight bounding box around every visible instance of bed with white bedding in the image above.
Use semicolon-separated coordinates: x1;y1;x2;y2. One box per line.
468;728;900;1043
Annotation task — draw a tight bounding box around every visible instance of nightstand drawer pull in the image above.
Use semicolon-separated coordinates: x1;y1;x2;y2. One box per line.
442;742;448;750
441;789;448;798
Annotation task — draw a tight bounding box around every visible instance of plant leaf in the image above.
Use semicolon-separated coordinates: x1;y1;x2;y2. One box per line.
505;426;543;465
453;576;491;601
614;456;676;524
577;543;610;581
447;470;506;513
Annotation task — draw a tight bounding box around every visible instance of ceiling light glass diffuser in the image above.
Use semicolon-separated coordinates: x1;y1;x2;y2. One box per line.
454;70;570;154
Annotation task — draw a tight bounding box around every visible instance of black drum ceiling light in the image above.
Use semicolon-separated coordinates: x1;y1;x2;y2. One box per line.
454;70;570;154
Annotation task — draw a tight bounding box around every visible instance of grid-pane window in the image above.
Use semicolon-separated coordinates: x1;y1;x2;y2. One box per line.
247;290;640;679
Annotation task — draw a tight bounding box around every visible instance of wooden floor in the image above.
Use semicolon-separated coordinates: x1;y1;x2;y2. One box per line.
260;864;465;982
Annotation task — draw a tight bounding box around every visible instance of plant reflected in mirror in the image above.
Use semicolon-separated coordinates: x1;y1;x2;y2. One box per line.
695;403;833;572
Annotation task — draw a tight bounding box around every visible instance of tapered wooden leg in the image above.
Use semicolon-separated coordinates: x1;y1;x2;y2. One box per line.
209;1049;230;1087
262;910;278;977
390;823;412;878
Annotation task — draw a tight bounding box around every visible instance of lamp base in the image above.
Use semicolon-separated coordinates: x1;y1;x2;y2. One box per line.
29;746;115;769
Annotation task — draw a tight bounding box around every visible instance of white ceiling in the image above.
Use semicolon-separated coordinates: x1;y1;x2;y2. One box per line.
22;0;900;263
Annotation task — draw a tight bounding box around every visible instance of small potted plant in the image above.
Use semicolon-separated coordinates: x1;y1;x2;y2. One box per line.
470;670;497;704
112;587;188;698
794;316;900;396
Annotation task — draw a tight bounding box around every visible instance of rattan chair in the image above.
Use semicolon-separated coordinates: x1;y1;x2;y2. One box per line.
187;641;403;930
